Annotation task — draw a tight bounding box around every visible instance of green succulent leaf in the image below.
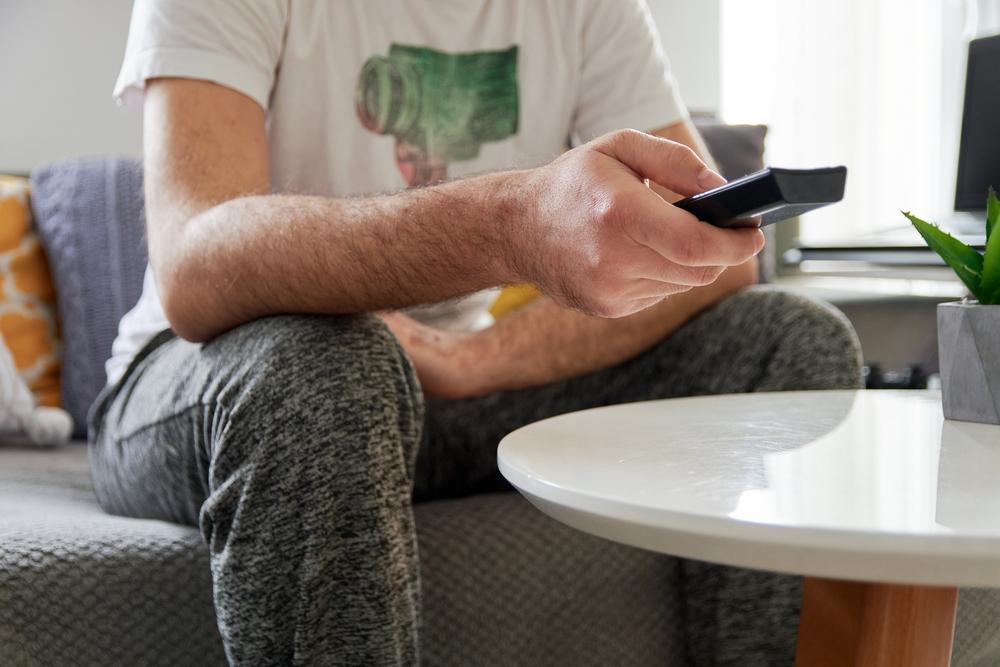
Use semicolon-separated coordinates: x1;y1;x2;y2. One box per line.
904;211;984;299
980;203;1000;305
988;186;1000;243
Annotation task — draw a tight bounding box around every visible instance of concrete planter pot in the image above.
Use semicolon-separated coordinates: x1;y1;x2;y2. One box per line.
938;301;1000;424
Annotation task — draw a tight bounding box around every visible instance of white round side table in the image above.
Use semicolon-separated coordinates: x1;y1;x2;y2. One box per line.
498;390;1000;666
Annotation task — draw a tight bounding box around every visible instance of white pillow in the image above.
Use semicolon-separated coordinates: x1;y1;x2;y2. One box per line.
0;333;72;447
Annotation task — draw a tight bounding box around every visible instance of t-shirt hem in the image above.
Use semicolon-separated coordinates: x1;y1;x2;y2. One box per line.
112;46;273;111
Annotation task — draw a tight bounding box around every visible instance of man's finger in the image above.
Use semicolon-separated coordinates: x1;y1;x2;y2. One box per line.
624;247;727;286
627;207;765;267
625;295;669;316
621;278;695;300
594;129;725;197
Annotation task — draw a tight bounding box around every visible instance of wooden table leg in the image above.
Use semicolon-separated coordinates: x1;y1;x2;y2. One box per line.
795;577;958;667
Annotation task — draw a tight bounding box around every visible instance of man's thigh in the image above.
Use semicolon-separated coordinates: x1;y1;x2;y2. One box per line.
90;313;423;525
415;287;862;499
89;329;216;524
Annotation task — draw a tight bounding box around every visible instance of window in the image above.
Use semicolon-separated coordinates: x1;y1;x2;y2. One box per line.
720;0;989;243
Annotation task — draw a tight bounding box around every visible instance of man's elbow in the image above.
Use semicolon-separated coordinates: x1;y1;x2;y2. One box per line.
155;259;227;343
158;276;210;342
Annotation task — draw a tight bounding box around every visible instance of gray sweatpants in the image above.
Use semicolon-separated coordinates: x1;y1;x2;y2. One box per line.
89;287;863;666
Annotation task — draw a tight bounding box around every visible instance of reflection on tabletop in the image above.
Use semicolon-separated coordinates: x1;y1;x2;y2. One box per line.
730;393;1000;536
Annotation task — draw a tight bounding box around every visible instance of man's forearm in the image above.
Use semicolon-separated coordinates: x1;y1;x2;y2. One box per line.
159;171;523;341
462;258;758;395
146;79;762;344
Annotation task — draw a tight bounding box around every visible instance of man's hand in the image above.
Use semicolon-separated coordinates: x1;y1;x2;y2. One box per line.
512;129;764;318
379;312;482;399
466;260;759;396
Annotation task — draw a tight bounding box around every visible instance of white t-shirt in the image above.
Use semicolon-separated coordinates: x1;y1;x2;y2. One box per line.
107;0;689;386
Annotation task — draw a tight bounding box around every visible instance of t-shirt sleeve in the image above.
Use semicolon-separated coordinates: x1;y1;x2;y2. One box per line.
571;0;690;145
113;0;289;111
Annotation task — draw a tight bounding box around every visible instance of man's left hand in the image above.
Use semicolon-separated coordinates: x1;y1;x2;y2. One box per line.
379;312;485;400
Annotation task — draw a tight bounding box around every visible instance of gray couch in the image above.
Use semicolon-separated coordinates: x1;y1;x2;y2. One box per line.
4;149;999;667
0;156;688;666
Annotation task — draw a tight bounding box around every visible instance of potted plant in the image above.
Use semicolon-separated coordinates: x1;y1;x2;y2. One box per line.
904;188;1000;424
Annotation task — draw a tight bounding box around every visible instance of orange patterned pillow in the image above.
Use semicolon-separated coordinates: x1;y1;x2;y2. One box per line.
0;175;61;407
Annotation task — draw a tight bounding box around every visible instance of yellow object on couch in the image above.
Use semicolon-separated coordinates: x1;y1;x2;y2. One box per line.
0;176;61;407
489;284;543;319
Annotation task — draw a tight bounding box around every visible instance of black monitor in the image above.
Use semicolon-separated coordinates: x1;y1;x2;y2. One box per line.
955;33;1000;211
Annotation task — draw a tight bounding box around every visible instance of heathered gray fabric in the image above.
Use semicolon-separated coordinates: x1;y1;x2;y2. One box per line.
85;287;873;665
415;492;685;667
90;315;424;665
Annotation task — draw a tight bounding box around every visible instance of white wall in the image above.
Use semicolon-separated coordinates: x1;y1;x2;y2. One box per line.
648;0;722;114
0;0;141;173
0;0;721;174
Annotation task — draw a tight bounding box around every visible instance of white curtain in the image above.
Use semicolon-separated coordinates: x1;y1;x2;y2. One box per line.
978;0;1000;29
720;0;988;243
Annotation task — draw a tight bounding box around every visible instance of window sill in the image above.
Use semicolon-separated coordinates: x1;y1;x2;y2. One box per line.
772;266;967;305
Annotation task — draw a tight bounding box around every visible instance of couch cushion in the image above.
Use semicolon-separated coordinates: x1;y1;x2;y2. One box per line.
30;158;148;436
0;444;224;666
693;120;767;181
0;445;687;666
417;493;683;666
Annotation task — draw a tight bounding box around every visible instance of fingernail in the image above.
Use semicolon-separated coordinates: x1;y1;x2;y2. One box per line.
697;168;726;190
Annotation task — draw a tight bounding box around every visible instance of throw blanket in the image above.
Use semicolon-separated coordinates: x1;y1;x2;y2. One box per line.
30;156;148;437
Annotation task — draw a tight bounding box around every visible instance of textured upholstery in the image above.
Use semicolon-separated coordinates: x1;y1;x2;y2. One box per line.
954;589;1000;667
417;493;683;667
0;444;223;666
30;157;147;435
0;444;683;666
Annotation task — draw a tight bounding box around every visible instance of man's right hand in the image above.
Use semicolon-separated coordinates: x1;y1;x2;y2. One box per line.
511;129;764;318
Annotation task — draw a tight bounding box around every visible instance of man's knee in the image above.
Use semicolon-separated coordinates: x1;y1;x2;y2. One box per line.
720;287;864;390
203;314;423;459
721;287;859;347
210;313;415;389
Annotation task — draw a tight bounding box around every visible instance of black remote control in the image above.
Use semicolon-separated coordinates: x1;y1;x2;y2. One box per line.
674;166;848;228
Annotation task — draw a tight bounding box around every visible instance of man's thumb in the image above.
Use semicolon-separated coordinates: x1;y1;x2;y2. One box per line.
594;129;725;197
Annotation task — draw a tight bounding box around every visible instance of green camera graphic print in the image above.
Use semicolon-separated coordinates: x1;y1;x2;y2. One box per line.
355;44;520;187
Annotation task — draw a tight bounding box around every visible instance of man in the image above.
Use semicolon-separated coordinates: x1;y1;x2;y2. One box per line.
91;0;862;664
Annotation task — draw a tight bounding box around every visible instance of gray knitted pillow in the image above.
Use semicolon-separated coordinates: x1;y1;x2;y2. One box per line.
694;120;768;180
30;156;148;437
